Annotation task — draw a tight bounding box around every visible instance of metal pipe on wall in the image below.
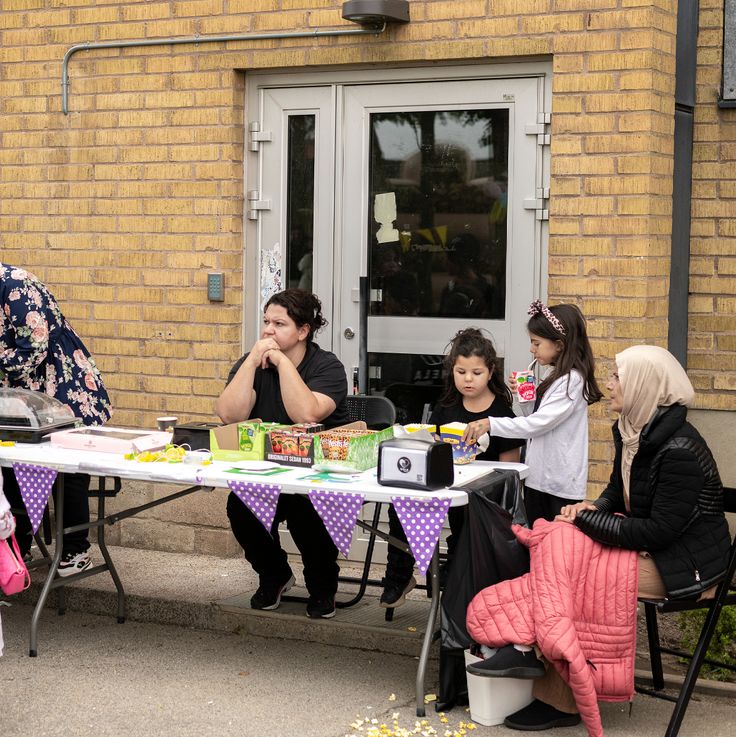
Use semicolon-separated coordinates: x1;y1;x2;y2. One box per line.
61;24;385;115
668;1;699;367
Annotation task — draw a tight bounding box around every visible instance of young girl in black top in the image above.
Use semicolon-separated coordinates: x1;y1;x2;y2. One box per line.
381;328;524;608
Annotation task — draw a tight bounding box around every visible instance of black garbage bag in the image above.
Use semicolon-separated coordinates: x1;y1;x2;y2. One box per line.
436;469;530;711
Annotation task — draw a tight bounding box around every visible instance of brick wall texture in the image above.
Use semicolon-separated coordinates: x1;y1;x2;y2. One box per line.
0;1;734;553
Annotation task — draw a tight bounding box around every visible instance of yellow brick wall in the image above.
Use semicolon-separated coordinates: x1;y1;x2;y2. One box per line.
689;0;736;410
1;1;721;524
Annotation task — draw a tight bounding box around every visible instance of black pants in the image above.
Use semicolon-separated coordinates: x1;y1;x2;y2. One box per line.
523;486;569;525
226;492;339;599
2;467;91;557
386;504;463;584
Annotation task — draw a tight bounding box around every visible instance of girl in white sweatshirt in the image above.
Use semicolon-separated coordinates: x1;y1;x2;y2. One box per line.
463;301;603;523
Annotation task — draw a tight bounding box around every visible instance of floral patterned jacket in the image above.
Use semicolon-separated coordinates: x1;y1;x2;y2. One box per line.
0;264;111;426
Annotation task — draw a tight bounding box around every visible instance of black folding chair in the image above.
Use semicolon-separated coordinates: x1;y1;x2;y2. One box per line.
344;394;397;430
636;486;736;737
324;394;399;610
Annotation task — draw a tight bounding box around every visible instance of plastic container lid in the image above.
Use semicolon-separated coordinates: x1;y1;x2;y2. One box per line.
0;388;76;429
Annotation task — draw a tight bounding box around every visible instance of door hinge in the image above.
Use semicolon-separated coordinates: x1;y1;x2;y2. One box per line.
247;190;272;220
525;112;551;146
523;187;550;221
248;121;272;152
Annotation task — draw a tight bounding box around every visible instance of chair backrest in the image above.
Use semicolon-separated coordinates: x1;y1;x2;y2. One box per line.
383;382;442;425
344;394;396;430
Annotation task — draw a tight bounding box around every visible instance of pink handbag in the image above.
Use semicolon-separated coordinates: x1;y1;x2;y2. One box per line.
0;533;31;596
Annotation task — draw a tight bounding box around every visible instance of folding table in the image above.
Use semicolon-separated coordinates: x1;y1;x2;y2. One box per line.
0;441;526;715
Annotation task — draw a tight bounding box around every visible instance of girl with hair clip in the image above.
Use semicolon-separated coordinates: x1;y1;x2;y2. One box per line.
463;301;603;524
381;328;524;608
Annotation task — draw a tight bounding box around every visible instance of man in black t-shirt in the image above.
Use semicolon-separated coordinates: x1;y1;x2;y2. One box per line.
216;290;348;619
224;343;348;429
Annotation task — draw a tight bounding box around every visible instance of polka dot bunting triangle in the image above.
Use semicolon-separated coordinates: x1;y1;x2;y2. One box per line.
13;463;58;535
307;489;365;558
390;495;452;577
227;480;281;535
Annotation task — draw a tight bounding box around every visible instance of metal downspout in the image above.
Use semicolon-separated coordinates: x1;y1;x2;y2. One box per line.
61;24;386;115
668;1;699;366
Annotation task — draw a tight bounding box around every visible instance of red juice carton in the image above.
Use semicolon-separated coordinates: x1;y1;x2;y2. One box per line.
512;362;537;403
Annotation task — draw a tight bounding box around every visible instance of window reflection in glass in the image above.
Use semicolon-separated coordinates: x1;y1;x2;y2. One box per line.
368;350;506;423
369;352;445;424
368;110;509;319
286;115;315;291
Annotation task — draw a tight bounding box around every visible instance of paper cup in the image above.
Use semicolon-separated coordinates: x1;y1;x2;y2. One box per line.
156;416;178;432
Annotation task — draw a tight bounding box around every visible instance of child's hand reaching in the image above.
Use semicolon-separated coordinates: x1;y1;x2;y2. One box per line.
507;373;518;396
463;418;490;445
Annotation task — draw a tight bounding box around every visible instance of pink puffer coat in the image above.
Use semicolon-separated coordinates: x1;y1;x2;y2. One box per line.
466;520;638;737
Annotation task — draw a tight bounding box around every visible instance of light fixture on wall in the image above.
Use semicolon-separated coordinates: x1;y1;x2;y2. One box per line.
342;0;410;28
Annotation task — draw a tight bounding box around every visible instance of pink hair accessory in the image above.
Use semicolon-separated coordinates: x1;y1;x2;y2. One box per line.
528;299;566;336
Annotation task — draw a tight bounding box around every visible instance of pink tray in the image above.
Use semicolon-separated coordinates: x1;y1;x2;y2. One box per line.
50;427;171;454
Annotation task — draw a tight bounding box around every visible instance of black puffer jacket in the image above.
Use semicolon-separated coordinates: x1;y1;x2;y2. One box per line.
575;404;731;599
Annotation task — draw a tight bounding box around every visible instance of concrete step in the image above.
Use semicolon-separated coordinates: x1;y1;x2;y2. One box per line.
14;543;434;658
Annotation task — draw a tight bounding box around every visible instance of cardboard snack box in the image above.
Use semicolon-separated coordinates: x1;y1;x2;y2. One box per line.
313;424;395;472
210;420;289;462
264;421;351;468
438;422;480;465
404;423;437;434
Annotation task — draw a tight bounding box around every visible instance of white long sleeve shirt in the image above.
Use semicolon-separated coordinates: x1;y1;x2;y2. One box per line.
489;369;589;501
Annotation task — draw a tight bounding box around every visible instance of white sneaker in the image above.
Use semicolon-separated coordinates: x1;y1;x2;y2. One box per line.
57;551;92;577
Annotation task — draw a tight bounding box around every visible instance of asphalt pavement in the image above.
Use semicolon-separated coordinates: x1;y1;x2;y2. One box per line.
2;542;735;737
2;601;735;737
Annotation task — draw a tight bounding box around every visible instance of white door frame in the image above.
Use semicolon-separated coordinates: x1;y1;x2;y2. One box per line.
244;61;551;368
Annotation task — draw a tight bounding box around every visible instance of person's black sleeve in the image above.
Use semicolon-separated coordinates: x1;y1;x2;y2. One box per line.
303;352;347;407
225;354;247;387
575;448;703;551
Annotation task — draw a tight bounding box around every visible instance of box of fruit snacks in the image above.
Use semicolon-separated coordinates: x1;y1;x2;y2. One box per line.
263;422;324;467
312;424;395;472
209;420;289;462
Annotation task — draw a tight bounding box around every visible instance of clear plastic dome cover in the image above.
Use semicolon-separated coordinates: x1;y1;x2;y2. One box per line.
0;388;76;429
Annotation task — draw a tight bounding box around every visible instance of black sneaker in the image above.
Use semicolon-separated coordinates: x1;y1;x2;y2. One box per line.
249;573;295;610
504;699;581;730
379;576;417;608
306;595;336;619
466;644;546;679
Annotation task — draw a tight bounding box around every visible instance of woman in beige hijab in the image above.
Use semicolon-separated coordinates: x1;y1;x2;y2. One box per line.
559;344;730;601
479;346;732;731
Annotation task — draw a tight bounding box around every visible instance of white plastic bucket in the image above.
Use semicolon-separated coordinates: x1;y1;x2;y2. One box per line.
464;649;535;726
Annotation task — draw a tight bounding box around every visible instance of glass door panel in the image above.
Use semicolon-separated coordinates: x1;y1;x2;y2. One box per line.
369;109;509;320
286;115;315;292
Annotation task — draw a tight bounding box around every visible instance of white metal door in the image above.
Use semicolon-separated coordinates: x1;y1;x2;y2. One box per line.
245;85;335;350
248;67;549;563
338;77;545;389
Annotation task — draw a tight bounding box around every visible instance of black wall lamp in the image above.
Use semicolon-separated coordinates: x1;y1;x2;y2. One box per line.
342;0;410;28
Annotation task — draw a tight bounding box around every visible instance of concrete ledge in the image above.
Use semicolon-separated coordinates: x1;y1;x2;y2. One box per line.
635;669;736;699
14;543;736;699
14;543;432;659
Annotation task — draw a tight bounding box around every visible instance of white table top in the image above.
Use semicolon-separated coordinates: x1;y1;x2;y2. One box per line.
0;441;528;506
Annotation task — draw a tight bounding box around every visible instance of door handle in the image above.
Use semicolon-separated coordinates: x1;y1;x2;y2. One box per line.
343;327;355;339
